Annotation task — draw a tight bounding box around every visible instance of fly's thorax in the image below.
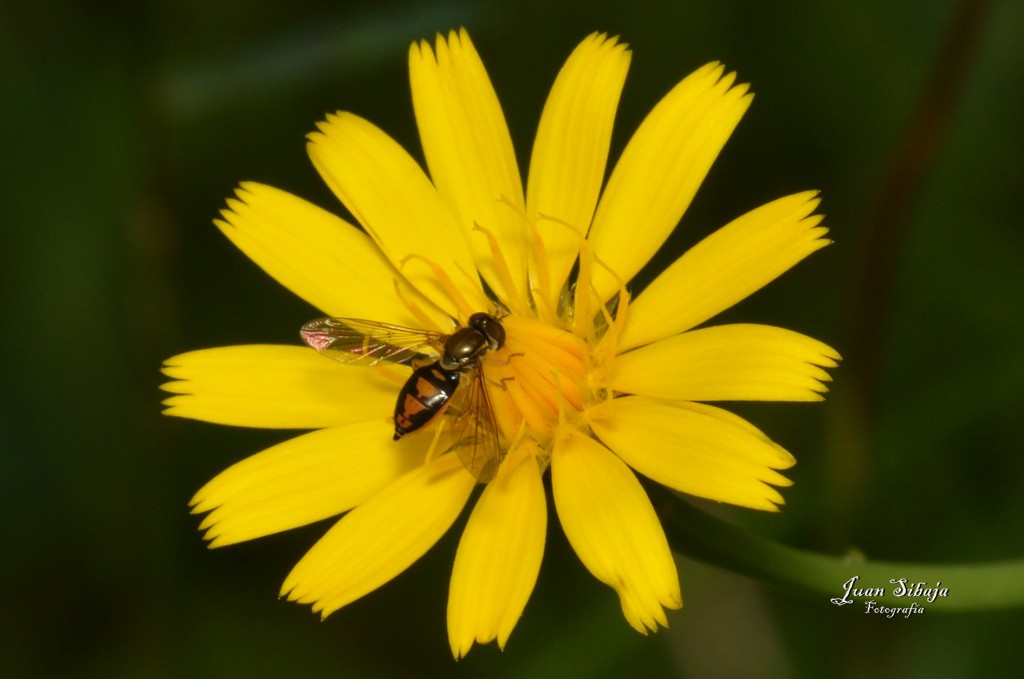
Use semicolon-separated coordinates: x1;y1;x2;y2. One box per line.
440;326;490;370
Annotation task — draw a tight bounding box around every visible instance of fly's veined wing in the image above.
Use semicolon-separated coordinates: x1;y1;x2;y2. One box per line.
444;363;504;483
300;318;447;366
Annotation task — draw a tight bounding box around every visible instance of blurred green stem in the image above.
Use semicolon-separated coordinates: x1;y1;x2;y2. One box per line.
657;490;1024;611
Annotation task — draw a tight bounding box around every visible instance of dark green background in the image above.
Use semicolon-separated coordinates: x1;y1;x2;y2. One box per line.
3;0;1022;676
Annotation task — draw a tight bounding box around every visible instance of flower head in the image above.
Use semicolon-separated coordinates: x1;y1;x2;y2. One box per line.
162;29;838;658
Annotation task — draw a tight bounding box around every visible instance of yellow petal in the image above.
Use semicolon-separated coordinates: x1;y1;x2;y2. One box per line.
307;112;487;318
161;345;400;428
447;449;546;659
410;29;528;307
526;33;631;308
588;63;753;301
281;462;476;618
590;396;794;510
610;324;840;401
551;430;681;633
191;420;426;546
619;192;830;350
216;182;435;325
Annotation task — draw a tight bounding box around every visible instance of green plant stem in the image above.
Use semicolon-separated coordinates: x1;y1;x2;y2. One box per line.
655;489;1024;611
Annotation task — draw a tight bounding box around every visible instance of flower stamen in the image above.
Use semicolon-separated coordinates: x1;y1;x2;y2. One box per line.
392;279;448;332
400;253;476;320
527;222;554;320
533;212;588;327
573;238;594;337
591;252;631;346
473;221;527;316
497;196;554;319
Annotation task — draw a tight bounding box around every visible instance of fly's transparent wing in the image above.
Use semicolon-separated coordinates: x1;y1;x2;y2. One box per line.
300;318;446;366
444;363;504;483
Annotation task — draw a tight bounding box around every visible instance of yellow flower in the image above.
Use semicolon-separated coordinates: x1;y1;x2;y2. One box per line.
162;29;838;658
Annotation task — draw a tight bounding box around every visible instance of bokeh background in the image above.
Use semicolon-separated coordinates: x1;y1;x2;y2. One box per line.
4;0;1023;676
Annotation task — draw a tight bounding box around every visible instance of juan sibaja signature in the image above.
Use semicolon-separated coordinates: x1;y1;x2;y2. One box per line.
831;576;949;617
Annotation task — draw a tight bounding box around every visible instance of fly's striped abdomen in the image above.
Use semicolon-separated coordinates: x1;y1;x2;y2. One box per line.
393;364;461;440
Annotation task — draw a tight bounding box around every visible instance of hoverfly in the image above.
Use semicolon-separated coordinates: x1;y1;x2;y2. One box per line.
300;312;507;483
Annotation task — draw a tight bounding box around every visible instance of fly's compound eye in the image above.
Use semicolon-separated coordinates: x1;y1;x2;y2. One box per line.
469;313;505;351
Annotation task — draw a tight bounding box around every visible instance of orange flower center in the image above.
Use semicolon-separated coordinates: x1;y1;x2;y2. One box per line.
484;314;591;442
